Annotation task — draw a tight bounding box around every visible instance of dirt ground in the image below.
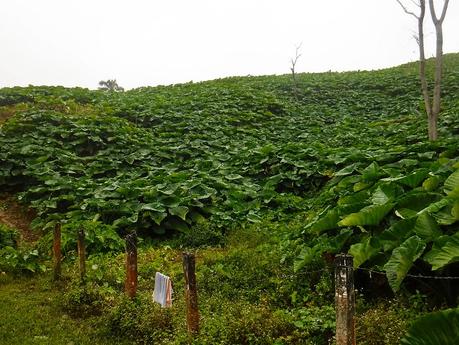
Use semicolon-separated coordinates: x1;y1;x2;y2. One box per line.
0;194;38;242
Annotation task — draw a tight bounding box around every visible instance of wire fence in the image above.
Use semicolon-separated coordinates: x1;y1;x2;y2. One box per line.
356;266;459;280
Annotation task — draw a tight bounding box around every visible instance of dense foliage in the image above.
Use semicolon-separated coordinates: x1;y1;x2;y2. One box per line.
1;54;458;302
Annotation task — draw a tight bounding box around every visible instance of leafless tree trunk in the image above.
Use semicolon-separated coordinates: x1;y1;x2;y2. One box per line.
290;43;302;99
428;0;449;141
396;0;449;141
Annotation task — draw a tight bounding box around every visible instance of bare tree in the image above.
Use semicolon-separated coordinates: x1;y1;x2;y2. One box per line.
396;0;449;141
290;43;302;99
98;79;124;92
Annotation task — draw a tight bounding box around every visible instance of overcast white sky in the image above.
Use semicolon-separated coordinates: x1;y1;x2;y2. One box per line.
1;0;458;90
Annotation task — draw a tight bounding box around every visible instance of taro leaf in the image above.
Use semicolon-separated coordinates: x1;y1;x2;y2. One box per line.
382;169;429;188
384;235;426;292
349;237;381;267
190;185;216;199
397;192;441;212
424;232;459;270
444;169;459;195
307;208;340;234
423;175;440;192
158;184;179;195
148;211;167;225
361;162;381;181
112;216;131;228
327;228;353;253
378;218;416;251
400;308;459;345
294;246;315;272
452;202;459;220
169;206;189;221
160;196;181;208
188;211;206;223
419;197;455;215
338;190;370;207
335;163;361;176
338;203;394;227
353;182;372;192
433;207;457;225
371;183;402;205
413;212;441;242
140;203;166;213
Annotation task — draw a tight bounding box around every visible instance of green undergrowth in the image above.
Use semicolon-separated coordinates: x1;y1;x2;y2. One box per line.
1;54;459;343
0;226;425;344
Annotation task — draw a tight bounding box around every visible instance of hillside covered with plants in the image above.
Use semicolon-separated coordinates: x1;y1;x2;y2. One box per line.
0;54;458;344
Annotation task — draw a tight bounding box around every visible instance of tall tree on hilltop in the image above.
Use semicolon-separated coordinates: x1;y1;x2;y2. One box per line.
396;0;450;141
290;43;302;100
98;79;124;92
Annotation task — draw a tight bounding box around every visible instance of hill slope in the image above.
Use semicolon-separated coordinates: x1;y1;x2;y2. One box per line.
0;54;458;237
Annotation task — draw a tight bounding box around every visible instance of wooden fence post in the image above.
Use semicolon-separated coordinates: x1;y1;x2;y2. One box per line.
53;223;62;281
77;229;86;283
183;252;199;335
125;232;138;298
335;253;355;345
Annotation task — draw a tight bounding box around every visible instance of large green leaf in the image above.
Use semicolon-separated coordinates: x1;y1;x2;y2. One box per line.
424;232;459;270
382;169;429;188
169;206;189;221
349;237;381;267
413;212;441;242
361;162;381;181
306;208;340;234
370;183;402;205
335;163;361;176
378;218;416;251
294;246;315;272
384;235;426;292
433;207;458;225
444;169;459;195
401;308;459;345
422;175;440;192
338;203;394;227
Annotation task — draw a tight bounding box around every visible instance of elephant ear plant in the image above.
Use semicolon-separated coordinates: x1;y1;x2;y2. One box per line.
401;308;459;345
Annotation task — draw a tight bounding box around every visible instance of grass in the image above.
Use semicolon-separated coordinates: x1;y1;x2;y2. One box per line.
0;275;129;345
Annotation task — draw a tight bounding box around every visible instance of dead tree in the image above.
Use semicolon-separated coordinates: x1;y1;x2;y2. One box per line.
290;43;302;99
396;0;450;141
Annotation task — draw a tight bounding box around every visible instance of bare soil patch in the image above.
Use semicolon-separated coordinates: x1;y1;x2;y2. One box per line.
0;194;38;242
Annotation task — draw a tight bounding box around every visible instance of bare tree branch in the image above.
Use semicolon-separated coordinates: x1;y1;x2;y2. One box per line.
439;0;450;22
428;0;449;24
396;0;420;18
290;43;302;74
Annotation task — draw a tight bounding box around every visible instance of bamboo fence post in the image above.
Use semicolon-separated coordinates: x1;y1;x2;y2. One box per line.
335;253;356;345
53;223;62;281
77;228;86;283
183;252;199;335
125;232;138;298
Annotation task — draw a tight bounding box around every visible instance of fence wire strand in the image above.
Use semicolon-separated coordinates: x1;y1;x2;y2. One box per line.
356;267;459;280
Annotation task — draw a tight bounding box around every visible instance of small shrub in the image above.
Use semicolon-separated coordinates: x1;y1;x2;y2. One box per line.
105;296;174;344
288;305;335;344
0;245;46;274
356;300;422;345
179;221;225;248
197;301;296;345
61;283;109;317
0;224;19;248
62;220;124;255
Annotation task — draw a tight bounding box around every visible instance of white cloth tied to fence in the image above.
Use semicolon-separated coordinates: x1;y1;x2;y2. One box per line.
153;272;172;308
